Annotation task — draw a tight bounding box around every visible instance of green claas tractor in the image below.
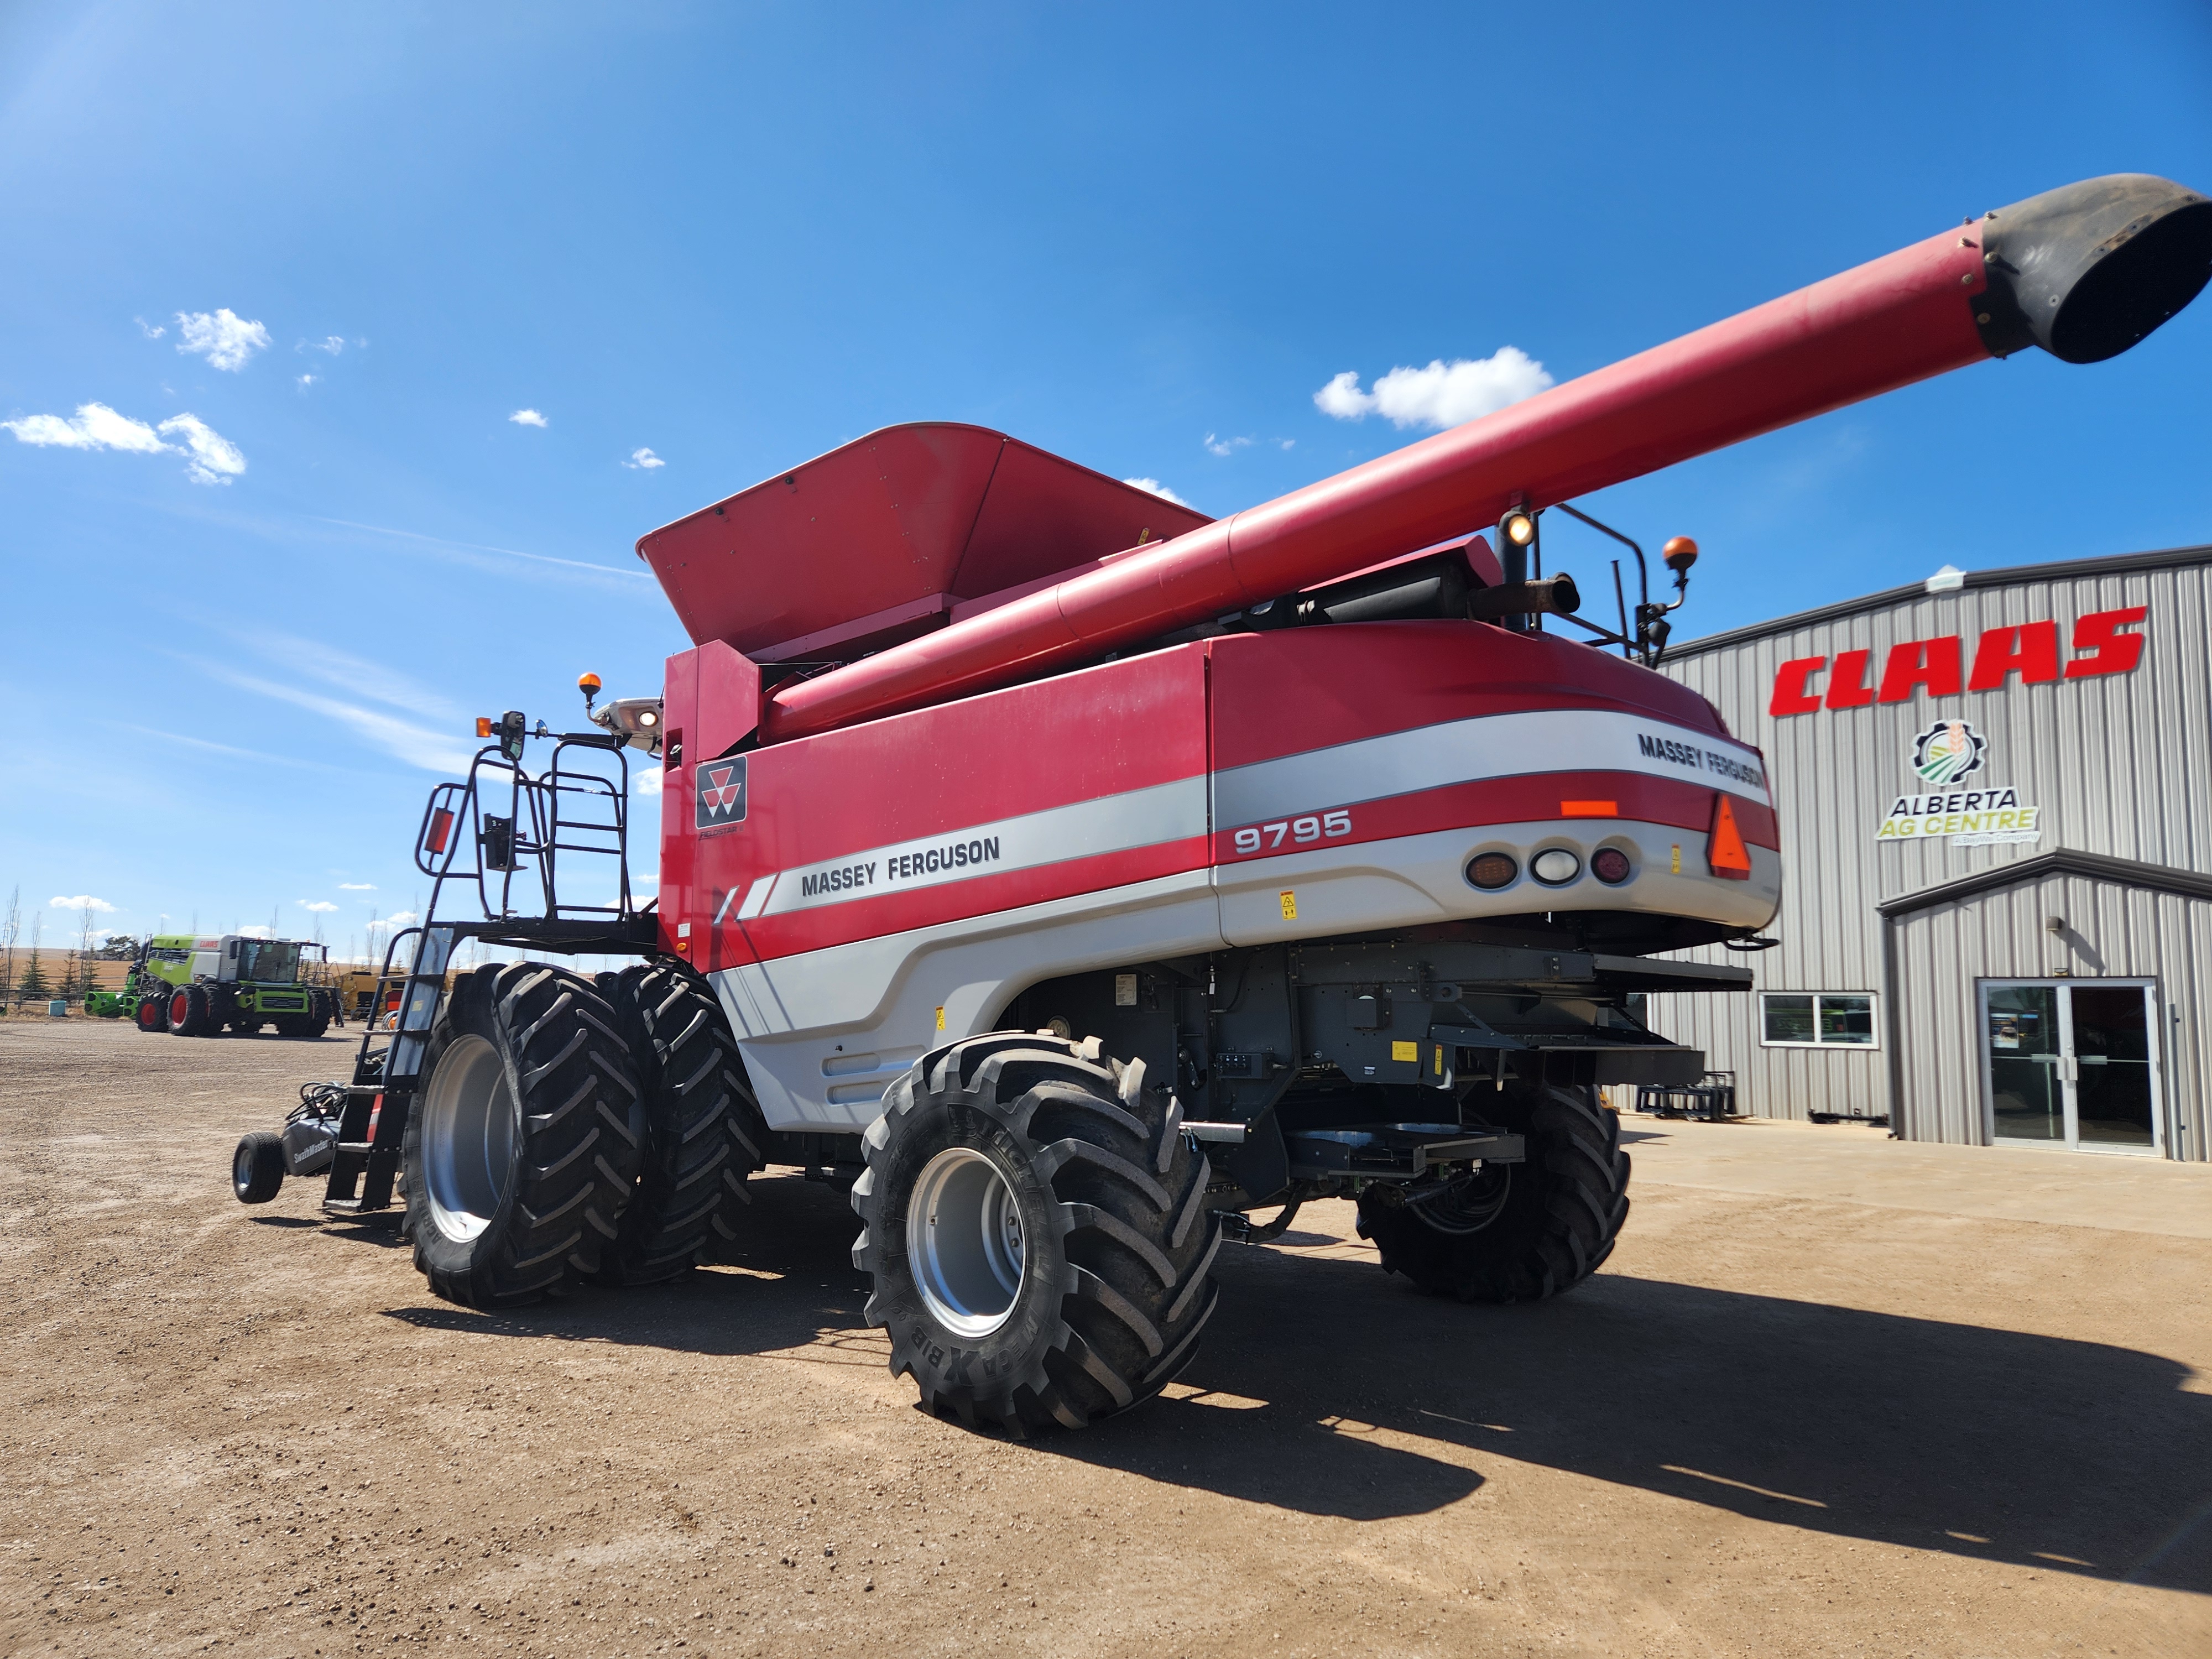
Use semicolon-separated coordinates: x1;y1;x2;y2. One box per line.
108;934;337;1039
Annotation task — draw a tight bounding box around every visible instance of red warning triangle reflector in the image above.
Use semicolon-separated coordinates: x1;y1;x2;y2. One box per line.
1708;793;1753;880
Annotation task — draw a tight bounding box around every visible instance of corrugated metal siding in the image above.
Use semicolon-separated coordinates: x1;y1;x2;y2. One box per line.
1888;873;2212;1159
1640;551;2212;1160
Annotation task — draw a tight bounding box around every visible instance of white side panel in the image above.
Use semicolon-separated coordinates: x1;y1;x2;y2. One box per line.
712;868;1225;1131
1215;819;1780;947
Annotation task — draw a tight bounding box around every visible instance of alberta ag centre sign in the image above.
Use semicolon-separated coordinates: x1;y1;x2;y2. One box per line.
1765;604;2145;851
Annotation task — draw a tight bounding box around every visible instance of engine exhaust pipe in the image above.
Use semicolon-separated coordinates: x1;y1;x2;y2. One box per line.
761;174;2210;744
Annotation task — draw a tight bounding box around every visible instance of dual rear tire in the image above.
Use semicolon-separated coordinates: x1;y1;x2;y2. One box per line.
402;958;768;1307
402;963;646;1307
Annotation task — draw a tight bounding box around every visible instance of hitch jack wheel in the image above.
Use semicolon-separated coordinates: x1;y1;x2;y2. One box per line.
852;1032;1221;1434
401;963;646;1307
233;1131;286;1203
1357;1081;1629;1303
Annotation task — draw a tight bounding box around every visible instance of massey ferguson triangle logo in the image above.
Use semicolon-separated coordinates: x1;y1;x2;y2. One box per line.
695;755;748;830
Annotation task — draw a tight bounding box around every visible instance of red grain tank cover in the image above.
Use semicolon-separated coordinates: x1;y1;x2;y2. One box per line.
634;422;1213;662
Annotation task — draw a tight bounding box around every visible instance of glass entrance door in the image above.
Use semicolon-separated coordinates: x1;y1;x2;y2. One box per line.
1981;980;2163;1154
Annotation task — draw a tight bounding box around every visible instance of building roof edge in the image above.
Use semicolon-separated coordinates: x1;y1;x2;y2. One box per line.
1876;847;2212;919
1666;542;2212;662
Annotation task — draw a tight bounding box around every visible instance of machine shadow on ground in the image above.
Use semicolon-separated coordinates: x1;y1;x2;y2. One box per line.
348;1173;2209;1590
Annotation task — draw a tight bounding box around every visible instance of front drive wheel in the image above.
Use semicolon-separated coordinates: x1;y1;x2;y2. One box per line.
401;963;646;1307
1356;1079;1630;1302
853;1032;1221;1434
170;985;213;1037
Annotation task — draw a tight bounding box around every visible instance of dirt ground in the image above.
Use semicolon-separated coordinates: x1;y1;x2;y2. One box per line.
3;1018;2207;1658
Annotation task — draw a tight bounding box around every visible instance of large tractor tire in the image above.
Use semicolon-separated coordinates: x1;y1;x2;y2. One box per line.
135;994;169;1033
853;1032;1220;1435
594;959;768;1285
1356;1079;1630;1303
401;962;645;1308
307;988;333;1037
169;984;215;1037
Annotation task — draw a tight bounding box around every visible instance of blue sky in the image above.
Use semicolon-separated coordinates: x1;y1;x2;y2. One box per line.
3;1;2208;958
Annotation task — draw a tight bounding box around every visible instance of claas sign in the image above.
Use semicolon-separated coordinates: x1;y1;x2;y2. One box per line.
1770;606;2145;717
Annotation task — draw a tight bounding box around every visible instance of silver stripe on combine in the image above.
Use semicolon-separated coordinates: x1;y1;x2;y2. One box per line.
1213;707;1770;828
756;774;1209;917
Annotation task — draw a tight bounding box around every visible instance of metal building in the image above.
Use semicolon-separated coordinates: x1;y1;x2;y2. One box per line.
1645;542;2211;1162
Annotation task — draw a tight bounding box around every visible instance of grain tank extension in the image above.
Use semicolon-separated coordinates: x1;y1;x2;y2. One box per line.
251;175;2210;1434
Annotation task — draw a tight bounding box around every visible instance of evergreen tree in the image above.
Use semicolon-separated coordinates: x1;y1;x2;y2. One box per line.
19;913;50;1004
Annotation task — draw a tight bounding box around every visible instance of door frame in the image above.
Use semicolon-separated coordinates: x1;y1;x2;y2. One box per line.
1976;977;2166;1157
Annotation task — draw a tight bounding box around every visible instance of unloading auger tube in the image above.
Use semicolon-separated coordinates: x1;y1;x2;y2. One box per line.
760;173;2211;743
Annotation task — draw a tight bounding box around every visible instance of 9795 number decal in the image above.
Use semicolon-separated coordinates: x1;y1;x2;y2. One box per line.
1231;808;1352;857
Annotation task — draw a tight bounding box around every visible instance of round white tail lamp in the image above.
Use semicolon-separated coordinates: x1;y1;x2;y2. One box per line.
1465;852;1518;890
1591;848;1632;884
1530;848;1582;885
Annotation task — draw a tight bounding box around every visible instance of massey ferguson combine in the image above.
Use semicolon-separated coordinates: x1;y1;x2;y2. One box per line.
237;174;2209;1433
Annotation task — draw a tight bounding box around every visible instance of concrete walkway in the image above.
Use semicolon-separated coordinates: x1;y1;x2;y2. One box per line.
1624;1113;2212;1238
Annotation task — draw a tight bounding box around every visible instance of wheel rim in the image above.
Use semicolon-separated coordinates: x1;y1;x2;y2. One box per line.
419;1033;519;1243
170;990;190;1027
906;1146;1025;1339
232;1142;253;1196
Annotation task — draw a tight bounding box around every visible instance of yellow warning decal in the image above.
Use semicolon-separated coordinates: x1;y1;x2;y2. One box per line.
1434;1045;1445;1076
934;1005;946;1031
1670;843;1682;874
1391;1040;1418;1062
1279;890;1298;920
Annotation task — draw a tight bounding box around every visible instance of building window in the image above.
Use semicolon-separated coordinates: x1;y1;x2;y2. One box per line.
1761;992;1877;1048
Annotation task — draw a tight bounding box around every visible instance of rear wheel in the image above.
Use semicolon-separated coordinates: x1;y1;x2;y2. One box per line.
402;962;645;1307
1356;1080;1629;1302
595;960;768;1285
307;988;333;1037
233;1131;286;1203
853;1032;1220;1434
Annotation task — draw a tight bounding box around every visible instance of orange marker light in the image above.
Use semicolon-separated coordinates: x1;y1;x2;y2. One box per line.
475;717;493;738
1708;794;1752;880
1561;800;1618;817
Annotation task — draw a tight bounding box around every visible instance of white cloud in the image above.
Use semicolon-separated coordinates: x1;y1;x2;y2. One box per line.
1314;347;1553;431
50;894;117;912
237;924;273;938
297;899;340;912
307;336;345;356
134;316;165;340
1204;432;1253;457
184;655;473;774
1123;477;1189;507
4;402;168;452
2;402;246;484
633;765;664;797
625;447;665;469
247;630;461;723
337;882;376;891
1279;439;1296;451
297;373;318;389
367;910;420;932
509;408;548;427
158;414;247;485
175;309;270;372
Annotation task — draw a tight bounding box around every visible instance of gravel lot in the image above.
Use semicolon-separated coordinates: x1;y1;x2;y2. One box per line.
3;1016;2207;1657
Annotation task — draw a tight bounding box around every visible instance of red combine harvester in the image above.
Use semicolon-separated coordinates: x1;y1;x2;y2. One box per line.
239;175;2209;1434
